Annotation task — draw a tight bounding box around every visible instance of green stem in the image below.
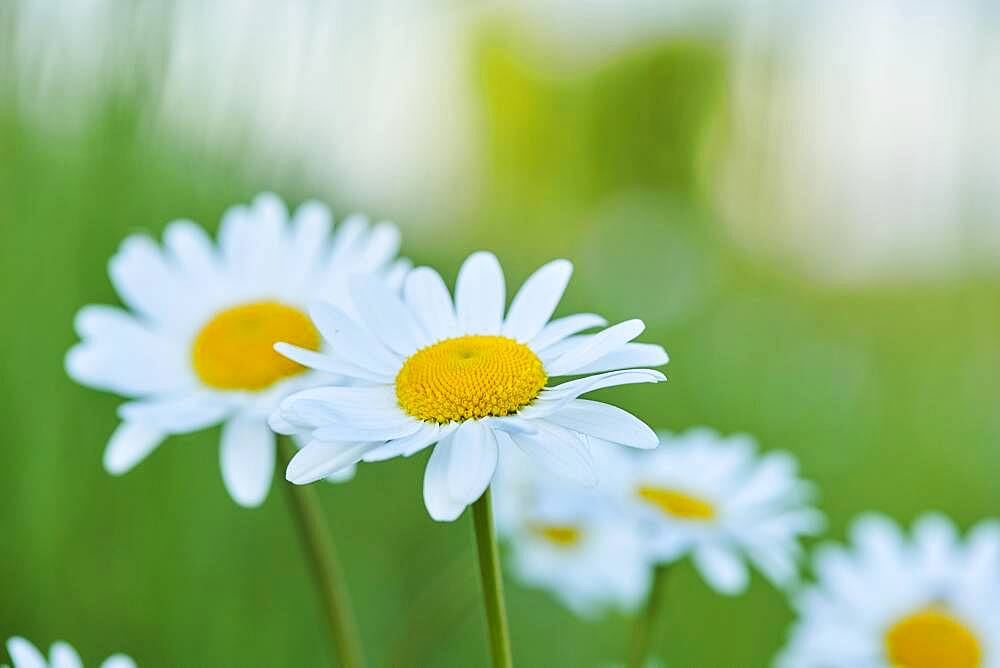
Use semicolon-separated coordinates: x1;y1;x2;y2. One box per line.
278;437;365;668
471;489;514;668
626;563;672;668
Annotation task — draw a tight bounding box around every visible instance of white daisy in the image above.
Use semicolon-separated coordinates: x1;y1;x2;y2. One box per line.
777;513;1000;668
493;443;652;617
608;428;823;595
66;193;406;507
5;637;135;668
271;251;668;521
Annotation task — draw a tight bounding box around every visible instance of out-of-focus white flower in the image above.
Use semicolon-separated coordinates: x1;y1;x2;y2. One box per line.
5;637;135;668
493;444;652;617
608;428;823;595
271;251;668;521
66;193;406;507
777;513;1000;668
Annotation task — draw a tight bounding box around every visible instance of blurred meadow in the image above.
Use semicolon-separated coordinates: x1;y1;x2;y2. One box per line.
2;2;1000;666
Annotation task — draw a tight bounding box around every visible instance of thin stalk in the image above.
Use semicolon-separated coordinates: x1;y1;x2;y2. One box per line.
278;436;365;668
626;563;672;668
471;489;514;668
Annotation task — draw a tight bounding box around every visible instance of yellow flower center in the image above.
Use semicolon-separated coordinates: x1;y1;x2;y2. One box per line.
636;485;716;520
531;524;583;547
885;608;981;668
192;301;320;391
395;335;547;423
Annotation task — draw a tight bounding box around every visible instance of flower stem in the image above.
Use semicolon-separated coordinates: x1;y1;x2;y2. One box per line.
626;563;672;668
471;489;514;668
278;436;365;668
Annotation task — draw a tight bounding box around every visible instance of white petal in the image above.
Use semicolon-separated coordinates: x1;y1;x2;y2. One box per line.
50;642;83;668
567;342;669;375
363;422;444;462
278;386;400;428
118;393;233;433
286;440;378;484
291;201;332;261
529;313;607;351
480;416;539;435
404;267;457;342
278;390;419;442
274;343;391;384
521;369;666;419
220;417;275;508
328;214;369;263
454;252;504;334
512;422;596;486
308;302;400;377
285;201;333;291
6;637;46;668
314;419;421;443
349;276;425;356
163;219;219;284
218;203;256;282
383;258;412;292
325;463;357;483
268;410;299;435
423;437;467;521
103;421;166;475
108;234;179;323
502;259;572;342
100;656;137;668
546;319;645;376
68;305;190;397
447;421;499;505
241;193;290;281
358;221;401;270
544;399;658;449
693;545;749;595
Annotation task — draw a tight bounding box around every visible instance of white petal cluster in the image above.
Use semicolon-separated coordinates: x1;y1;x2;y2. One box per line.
6;637;134;668
272;251;669;521
494;428;823;614
493;443;653;617
606;429;825;596
66;193;405;506
777;513;1000;668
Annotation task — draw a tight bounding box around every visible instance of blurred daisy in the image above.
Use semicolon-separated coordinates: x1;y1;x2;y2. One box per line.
272;251;668;520
777;513;1000;668
611;428;823;595
5;637;135;668
66;193;405;507
493;444;652;617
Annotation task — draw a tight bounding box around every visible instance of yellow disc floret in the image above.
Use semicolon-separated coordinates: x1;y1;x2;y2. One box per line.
637;485;716;521
531;524;583;547
885;608;981;668
395;335;547;423
192;301;320;391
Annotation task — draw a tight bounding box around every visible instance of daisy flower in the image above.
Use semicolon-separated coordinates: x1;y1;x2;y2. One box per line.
66;193;405;507
609;428;823;595
493;443;652;617
271;251;668;521
5;637;135;668
777;513;1000;668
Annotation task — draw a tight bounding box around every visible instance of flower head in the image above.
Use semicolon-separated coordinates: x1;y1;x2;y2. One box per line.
493;443;652;617
777;513;1000;668
6;637;134;668
608;428;824;595
66;193;406;506
271;251;668;520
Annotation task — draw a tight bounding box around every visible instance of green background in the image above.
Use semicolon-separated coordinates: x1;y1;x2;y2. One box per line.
2;27;999;668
